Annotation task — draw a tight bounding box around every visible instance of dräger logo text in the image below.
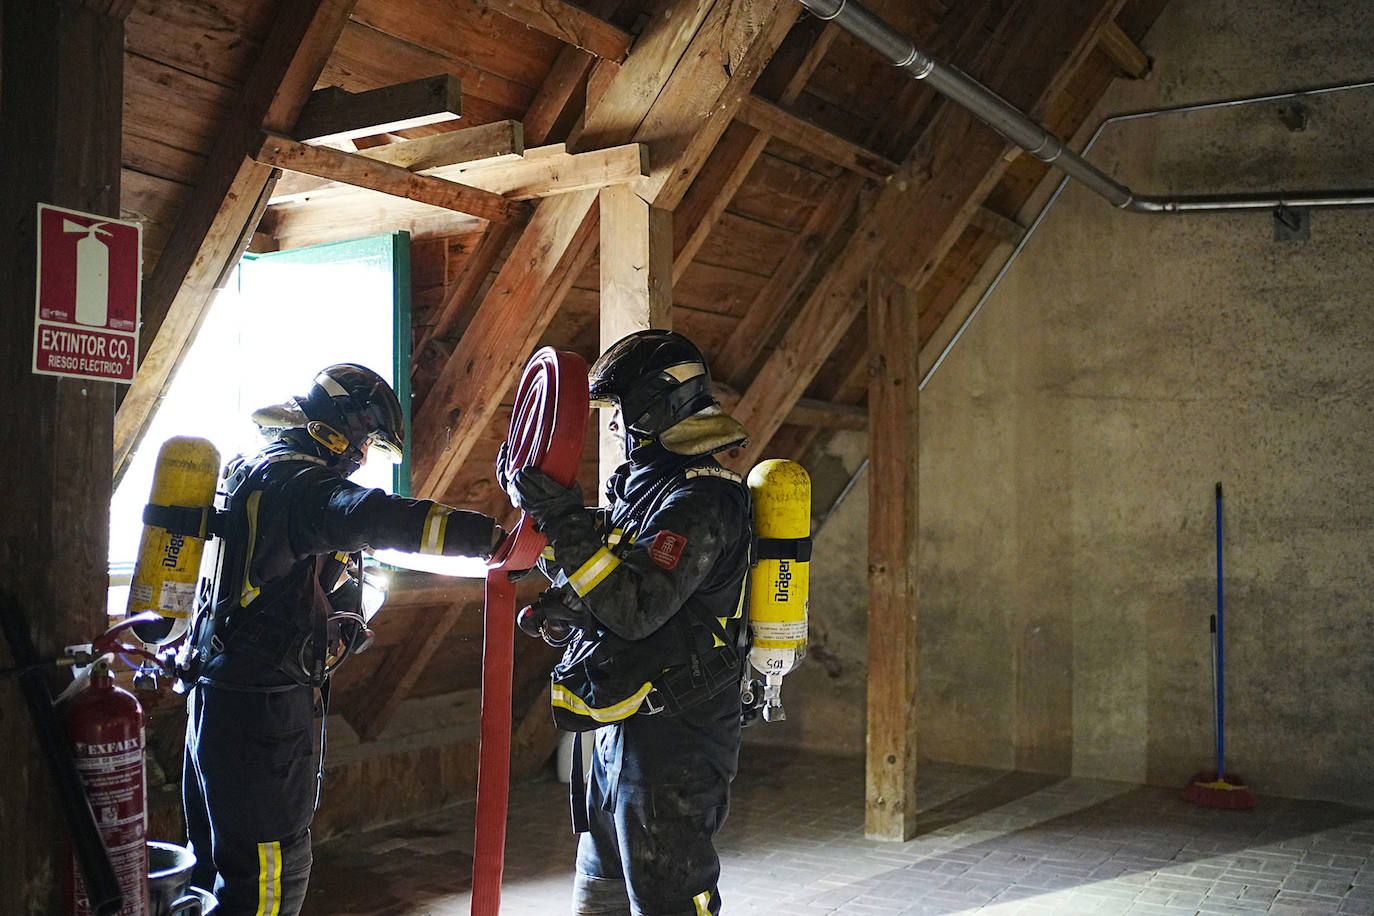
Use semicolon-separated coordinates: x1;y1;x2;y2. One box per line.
773;560;792;602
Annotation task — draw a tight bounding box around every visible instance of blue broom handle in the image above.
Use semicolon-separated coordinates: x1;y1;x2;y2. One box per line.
1215;482;1226;780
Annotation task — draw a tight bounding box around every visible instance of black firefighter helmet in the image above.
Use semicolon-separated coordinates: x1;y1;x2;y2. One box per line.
253;363;404;474
587;330;748;457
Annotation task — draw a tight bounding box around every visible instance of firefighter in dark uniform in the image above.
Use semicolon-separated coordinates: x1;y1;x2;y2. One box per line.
181;364;503;916
504;331;752;916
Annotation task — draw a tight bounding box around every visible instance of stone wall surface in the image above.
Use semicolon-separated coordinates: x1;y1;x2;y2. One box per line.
759;0;1374;809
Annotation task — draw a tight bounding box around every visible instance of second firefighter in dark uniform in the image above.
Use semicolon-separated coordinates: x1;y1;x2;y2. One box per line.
505;331;752;916
182;364;502;916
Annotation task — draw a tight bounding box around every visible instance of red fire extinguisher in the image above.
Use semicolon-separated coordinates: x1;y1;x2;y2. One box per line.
66;656;150;916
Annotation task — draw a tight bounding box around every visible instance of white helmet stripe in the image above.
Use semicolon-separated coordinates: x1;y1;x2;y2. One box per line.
315;371;349;398
663;362;705;383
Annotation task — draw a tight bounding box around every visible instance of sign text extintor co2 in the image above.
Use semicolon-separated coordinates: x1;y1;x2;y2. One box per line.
32;203;142;383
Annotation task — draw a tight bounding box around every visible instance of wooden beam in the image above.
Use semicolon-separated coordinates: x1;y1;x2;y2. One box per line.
292;75;462;144
1098;21;1151;80
725;0;1129;470
865;272;920;841
599;183;673;481
414;0;797;502
271;119;526;201
431;142;648;200
629;1;800;209
349;599;478;740
1;2;128;910
114;0;359;484
714;387;866;431
969;204;1027;245
271;140;648;207
412;221;518;375
480;0;631;62
713;172;863;386
736;95;899;180
413;188;602;499
670;20;838;281
254;131;530;224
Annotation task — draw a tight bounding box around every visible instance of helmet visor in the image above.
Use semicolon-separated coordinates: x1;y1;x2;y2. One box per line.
366;432;404;465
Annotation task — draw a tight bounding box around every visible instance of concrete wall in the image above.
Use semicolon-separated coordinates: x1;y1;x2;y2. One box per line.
758;0;1374;809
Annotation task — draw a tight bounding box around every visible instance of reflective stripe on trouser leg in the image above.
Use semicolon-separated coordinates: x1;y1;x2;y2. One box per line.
255;841;282;916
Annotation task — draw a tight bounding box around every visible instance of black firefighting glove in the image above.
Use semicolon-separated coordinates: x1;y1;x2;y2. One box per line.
508;467;584;530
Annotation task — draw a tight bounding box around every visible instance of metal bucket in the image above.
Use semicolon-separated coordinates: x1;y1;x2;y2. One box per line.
147;841;217;915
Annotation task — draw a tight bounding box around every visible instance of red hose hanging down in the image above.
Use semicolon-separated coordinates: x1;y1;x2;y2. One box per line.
473;346;588;916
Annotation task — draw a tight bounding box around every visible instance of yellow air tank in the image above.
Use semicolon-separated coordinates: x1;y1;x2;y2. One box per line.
747;458;811;722
127;436;221;647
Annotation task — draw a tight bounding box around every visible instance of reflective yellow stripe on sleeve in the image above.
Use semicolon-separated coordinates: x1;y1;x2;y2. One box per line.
255;840;282;916
419;504;450;555
692;889;712;915
567;546;620;596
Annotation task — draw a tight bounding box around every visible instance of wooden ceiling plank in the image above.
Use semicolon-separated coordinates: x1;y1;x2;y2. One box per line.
478;0;632;63
114;0;360;483
412;221;518;383
414;0;799;501
292;74;463;144
630;1;800;210
1098;21;1152;79
349;599;478;741
670;19;838;280
254;131;531;224
713;171;863;386
724;0;1130;471
736;95;899;180
523;44;597;146
414;188;602;498
271;120;526;202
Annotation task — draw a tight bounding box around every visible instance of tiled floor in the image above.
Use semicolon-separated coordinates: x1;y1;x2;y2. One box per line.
306;745;1374;915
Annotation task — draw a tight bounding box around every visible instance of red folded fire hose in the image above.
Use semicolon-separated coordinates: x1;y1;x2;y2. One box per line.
472;347;588;916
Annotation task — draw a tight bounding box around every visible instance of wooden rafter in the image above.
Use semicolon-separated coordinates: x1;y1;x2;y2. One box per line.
480;0;631;62
266;140;649;221
724;0;1130;471
735;95;899;180
670;19;839;280
413;0;800;501
272;119;526;201
113;0;359;484
254;131;531;224
348;599;479;741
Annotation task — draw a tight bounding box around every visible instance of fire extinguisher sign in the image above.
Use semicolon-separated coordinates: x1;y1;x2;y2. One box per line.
32;202;142;383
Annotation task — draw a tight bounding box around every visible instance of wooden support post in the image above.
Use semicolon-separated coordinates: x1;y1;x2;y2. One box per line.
865;272;920;841
598;184;672;483
0;1;129;909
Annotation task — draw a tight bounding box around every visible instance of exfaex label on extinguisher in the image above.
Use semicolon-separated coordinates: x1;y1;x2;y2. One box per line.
32;202;142;384
68;674;149;916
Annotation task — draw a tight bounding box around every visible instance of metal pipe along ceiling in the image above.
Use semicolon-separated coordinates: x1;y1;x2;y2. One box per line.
795;0;1374;214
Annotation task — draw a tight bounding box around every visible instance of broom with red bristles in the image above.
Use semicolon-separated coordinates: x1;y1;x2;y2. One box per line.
1183;482;1257;809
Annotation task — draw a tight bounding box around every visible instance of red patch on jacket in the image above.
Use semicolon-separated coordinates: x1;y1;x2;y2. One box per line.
648;530;688;570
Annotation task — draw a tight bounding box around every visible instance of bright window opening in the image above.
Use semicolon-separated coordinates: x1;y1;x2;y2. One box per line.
109;233;414;613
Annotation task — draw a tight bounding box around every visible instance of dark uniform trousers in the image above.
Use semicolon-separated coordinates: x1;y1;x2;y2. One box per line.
185;682;316;915
572;689;740;916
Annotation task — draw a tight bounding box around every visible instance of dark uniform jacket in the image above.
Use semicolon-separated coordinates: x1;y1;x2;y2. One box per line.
197;445;496;689
534;445;752;793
